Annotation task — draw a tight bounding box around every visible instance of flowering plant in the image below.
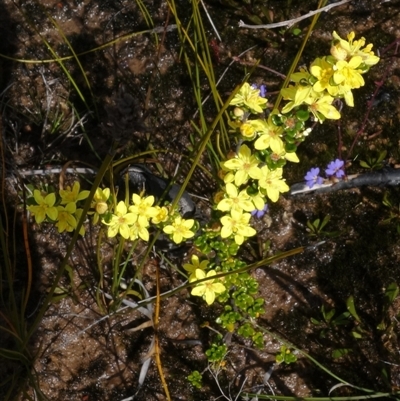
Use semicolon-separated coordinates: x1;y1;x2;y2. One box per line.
26;31;379;364
27;183;88;235
305;158;346;188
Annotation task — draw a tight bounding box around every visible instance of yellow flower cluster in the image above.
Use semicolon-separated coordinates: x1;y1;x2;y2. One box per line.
27;182;89;235
103;192;195;244
26;32;379;312
28;182;196;244
229;82;268;113
281;31;380;120
217;31;379;246
229;84;298;164
218;143;290;245
216;83;296;245
184;255;226;305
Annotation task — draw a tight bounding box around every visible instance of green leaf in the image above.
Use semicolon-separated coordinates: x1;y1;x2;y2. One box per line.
51;287;69;303
385;282;399;304
310;317;322;325
382;192;392;208
319;215;331;230
295;109;310;122
260;6;273;23
284;353;297;364
65;264;75;290
332;348;352;359
295;121;305;131
325;230;341;238
319;329;327;339
276;346;297;365
322;305;335;323
346;296;361;322
332;311;350;326
292;28;302;36
285;136;297;145
306;220;315;231
377;320;387;331
271;113;283;126
313;218;321;229
359;160;370;169
246;14;264;25
285;143;297;152
376;150;387;164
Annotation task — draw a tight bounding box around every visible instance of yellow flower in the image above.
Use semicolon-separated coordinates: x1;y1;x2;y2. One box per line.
290;69;313;83
28;190;58;224
282;84;341;120
190;269;226;305
248;191;266;211
239;121;257;139
251;118;285;154
257;166;289;202
221;171;234;184
56;203;77;233
220;209;256;245
331;31;380;66
91;187;110;224
310;57;335;93
183;255;209;280
59;181;89;206
129;194;158;221
104;201;137;239
281;84;313;114
129;215;150;241
333;56;365;89
217;183;254;213
229;82;267;113
304;93;341;122
163;216;195;244
269;140;300;163
222;144;262;186
152;206;169;225
282;79;340;121
341;87;355;108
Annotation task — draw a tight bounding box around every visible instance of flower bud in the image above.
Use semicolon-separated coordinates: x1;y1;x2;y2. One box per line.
96;201;108;215
233;107;245;118
330;44;347;61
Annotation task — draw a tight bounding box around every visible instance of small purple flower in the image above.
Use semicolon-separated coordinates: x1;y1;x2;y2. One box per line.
305;167;324;189
325;159;345;179
251;83;267;98
251;204;269;218
259;84;267;98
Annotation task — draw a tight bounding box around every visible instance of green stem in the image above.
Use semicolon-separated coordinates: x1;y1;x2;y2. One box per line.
25;146;117;343
132;245;305;309
274;0;328;111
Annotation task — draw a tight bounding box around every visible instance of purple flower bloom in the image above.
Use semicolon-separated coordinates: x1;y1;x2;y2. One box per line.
251;204;269;218
304;167;324;188
251;83;267;98
325;159;345;179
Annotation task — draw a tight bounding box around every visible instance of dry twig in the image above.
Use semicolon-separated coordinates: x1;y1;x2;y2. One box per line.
239;0;351;30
